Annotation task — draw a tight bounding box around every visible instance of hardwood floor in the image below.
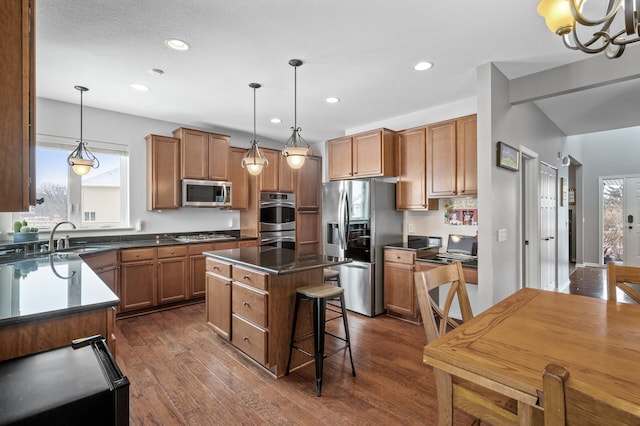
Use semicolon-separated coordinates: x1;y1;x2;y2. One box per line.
116;303;475;425
116;266;611;425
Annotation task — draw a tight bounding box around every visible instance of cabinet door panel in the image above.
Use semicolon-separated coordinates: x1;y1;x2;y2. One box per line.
457;115;477;196
229;147;249;209
120;261;156;311
296;210;320;255
353;131;383;177
146;135;180;210
207;134;229;181
297;156;321;210
278;156;295;193
384;262;415;318
260;149;280;192
181;129;209;179
157;257;188;304
190;255;206;298
427;120;457;197
397;128;427;210
206;272;231;340
328;137;353;180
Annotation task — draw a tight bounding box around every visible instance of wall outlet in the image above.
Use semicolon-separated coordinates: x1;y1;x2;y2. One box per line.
228;219;234;228
408;223;415;233
498;228;507;242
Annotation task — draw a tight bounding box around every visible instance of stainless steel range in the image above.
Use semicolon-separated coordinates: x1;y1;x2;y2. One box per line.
174;233;235;243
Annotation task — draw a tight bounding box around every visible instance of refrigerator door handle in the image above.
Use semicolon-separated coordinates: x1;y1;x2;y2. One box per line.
338;188;347;250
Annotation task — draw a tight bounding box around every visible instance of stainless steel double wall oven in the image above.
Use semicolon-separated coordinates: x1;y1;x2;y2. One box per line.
259;192;296;249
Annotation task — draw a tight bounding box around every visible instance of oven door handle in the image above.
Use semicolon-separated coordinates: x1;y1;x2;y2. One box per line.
260;236;296;244
260;201;295;208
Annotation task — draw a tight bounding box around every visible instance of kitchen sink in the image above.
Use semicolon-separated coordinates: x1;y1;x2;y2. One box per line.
59;246;109;254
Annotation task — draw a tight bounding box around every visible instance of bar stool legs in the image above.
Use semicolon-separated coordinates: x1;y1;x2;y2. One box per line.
286;284;356;397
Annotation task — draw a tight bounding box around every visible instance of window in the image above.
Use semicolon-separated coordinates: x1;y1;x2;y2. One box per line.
13;137;129;230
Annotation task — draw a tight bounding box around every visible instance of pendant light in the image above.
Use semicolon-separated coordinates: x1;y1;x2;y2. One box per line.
241;83;269;176
67;85;99;176
281;59;310;169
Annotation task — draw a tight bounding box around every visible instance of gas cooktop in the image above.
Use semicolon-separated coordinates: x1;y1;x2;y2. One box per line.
174;234;235;243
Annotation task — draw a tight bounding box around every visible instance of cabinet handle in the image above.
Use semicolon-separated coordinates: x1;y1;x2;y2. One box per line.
170;250;175;254
213;266;220;270
396;255;401;259
136;253;140;257
243;275;251;280
225;282;231;286
243;336;249;341
243;301;250;307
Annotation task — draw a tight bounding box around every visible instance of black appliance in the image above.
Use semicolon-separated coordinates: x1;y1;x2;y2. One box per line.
259;192;296;249
0;335;129;426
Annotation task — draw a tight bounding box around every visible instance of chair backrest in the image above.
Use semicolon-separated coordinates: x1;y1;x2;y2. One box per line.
414;261;473;344
607;262;640;303
543;363;640;426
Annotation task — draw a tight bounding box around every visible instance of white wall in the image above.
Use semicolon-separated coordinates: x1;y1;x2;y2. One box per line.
477;63;568;311
566;126;640;265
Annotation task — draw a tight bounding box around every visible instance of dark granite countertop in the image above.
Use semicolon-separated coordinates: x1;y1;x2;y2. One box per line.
384;236;442;251
204;247;351;275
0;253;120;327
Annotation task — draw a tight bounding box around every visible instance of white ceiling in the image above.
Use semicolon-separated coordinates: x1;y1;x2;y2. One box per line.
35;0;640;144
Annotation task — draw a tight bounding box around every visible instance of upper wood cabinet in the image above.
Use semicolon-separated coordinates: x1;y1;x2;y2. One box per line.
146;134;180;210
297;155;321;210
260;148;295;193
396;127;438;211
173;127;230;181
327;128;396;181
229;147;249;210
0;0;35;212
427;114;477;198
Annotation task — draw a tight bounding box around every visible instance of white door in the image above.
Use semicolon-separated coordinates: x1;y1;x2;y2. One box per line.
624;177;640;266
540;163;557;290
521;150;540;289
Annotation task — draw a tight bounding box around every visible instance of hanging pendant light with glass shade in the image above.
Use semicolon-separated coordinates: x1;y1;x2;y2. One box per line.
241;83;269;176
67;85;99;176
282;59;310;170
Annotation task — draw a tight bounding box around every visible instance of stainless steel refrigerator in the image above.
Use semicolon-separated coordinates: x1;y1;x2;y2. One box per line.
322;179;402;316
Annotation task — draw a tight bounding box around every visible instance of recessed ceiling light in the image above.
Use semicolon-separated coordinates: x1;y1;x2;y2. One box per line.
326;97;340;104
130;83;149;91
165;39;190;51
414;61;433;71
270;118;282;124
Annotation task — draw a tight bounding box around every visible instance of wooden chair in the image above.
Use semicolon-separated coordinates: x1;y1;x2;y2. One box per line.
607;262;640;303
415;261;518;426
542;363;640;425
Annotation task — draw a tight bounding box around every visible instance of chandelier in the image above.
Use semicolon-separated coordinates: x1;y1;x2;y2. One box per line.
537;0;640;58
67;85;99;175
281;59;310;170
241;83;269;176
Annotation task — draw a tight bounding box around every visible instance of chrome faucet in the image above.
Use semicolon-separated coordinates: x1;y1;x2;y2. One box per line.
49;221;76;253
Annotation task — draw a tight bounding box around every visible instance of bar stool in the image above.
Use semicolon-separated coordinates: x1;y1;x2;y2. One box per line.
286;284;356;396
323;268;341;287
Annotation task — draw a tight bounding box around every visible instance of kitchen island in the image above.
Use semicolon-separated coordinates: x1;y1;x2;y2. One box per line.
203;247;350;378
0;252;120;361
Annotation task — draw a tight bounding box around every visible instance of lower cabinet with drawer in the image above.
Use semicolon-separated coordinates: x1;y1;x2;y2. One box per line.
384;248;420;322
120;247;157;311
205;258;233;340
157;245;189;304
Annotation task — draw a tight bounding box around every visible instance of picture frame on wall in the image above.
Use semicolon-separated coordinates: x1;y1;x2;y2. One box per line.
496;141;519;171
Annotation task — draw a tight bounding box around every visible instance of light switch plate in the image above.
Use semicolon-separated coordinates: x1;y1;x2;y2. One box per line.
408;223;414;233
498;228;507;242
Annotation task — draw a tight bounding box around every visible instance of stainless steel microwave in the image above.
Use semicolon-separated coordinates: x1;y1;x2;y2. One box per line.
182;179;232;207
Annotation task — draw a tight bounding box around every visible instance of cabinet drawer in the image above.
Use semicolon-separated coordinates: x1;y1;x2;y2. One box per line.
158;245;187;258
233;265;268;290
384;249;415;264
232;314;267;366
206;258;231;277
121;248;156;262
232;283;268;327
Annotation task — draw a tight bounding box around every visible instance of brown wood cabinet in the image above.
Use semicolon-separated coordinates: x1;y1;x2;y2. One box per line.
0;0;35;212
146;134;181;210
260;148;295;193
396;127;439;211
427;114;477;198
229;147;249;209
120;248;156;311
384;249;419;322
327;128;396;181
173;127;230;181
205;257;232;341
157;245;188;304
296;155;322;254
189;240;243;300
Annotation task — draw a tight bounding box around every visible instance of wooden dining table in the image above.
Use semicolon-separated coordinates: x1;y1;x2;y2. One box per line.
423;288;640;426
